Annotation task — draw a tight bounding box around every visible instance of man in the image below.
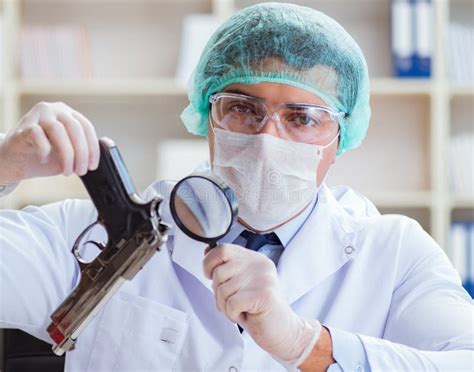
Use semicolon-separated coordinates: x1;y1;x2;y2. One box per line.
1;3;473;371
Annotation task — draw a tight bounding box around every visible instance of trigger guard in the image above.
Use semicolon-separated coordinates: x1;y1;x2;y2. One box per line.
72;221;106;265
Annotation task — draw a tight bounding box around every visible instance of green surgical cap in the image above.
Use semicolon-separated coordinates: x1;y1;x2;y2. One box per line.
180;2;371;155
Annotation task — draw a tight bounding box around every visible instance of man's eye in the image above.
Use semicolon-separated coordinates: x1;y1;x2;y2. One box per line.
287;114;321;126
227;103;256;114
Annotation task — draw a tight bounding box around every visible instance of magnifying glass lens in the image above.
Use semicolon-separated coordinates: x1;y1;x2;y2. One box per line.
170;174;238;246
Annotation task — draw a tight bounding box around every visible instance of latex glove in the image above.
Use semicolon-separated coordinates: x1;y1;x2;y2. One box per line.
203;243;322;370
0;102;99;185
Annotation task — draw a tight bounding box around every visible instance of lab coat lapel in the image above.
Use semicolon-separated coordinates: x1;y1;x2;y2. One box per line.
171;226;213;292
149;179;213;292
277;184;361;305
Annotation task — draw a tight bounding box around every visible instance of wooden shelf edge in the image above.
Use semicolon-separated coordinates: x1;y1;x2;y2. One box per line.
12;79;473;98
370;78;434;95
366;191;434;208
16;79;188;96
449;196;474;209
12;78;449;97
449;85;474;98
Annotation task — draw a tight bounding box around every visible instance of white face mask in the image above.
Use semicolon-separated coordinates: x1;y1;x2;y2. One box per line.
211;128;337;232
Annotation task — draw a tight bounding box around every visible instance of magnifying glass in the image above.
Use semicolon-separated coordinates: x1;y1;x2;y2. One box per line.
169;173;238;248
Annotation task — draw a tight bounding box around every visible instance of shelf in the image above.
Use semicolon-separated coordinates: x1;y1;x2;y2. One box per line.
370;78;434;95
367;191;434;208
15;78;439;97
450;196;474;209
450;84;474;98
6;175;89;209
16;79;188;97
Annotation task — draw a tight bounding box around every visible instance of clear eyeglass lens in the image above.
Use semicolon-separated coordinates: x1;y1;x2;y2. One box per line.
214;97;265;134
212;95;339;143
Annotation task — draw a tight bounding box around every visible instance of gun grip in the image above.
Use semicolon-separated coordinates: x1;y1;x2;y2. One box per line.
80;138;144;240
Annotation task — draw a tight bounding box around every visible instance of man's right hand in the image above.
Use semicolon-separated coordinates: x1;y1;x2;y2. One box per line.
0;102;100;184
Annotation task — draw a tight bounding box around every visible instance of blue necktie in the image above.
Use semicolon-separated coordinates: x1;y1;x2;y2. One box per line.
240;230;282;251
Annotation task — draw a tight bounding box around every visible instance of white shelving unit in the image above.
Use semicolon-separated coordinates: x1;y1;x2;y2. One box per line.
0;0;473;250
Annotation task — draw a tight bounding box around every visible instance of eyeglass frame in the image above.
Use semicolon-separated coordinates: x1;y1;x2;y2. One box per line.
208;92;346;137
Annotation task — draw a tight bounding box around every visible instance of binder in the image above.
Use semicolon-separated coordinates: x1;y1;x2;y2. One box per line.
463;223;474;298
391;0;432;78
450;222;474;298
413;0;432;77
391;0;415;77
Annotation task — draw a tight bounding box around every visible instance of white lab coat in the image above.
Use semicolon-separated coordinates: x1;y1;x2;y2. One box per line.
0;180;473;371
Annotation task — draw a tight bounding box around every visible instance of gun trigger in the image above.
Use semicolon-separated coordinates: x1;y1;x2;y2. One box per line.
84;240;106;251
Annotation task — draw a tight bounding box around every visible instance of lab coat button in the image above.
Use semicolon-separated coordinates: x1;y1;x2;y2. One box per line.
228;366;238;372
344;245;355;254
355;365;364;372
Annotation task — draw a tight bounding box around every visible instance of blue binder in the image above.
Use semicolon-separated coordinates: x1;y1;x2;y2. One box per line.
413;0;432;77
464;223;473;297
391;0;432;78
451;221;474;298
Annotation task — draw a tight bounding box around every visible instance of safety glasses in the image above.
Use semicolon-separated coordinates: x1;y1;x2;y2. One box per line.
209;92;344;144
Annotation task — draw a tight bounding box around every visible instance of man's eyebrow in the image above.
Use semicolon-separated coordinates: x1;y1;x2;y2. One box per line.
222;88;327;106
222;88;263;99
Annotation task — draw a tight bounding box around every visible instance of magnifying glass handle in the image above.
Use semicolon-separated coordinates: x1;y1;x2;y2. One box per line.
204;241;218;255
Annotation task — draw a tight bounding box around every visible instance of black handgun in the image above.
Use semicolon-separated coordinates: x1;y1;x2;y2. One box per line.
47;137;170;356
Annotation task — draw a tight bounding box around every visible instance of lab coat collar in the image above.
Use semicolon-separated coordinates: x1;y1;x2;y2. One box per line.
148;177;212;291
171;225;212;291
272;195;318;247
277;183;363;304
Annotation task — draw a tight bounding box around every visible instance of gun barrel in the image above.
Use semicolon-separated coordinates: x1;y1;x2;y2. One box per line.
47;220;167;355
50;275;126;356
